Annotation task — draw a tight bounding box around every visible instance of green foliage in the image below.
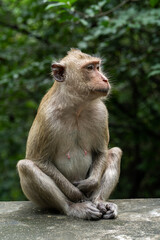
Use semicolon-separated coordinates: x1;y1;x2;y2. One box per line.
150;0;160;7
0;0;160;200
45;0;77;10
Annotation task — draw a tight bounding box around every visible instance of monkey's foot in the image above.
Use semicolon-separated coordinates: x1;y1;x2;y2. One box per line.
67;201;102;220
96;201;118;219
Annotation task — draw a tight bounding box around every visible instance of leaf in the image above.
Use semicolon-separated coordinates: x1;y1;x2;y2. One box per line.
69;0;77;4
79;19;88;26
46;0;75;2
45;2;66;10
98;0;109;8
45;0;77;10
151;63;160;70
85;9;95;17
25;100;38;109
150;0;160;7
78;41;87;49
148;64;160;77
148;70;160;77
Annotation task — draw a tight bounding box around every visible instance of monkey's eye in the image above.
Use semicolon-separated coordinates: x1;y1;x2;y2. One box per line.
86;64;94;71
97;65;100;71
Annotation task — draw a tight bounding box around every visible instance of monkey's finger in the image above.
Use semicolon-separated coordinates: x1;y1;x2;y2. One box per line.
73;181;80;186
103;212;116;219
85;202;99;211
79;195;88;202
106;210;113;214
88;205;102;214
89;211;102;220
106;203;117;213
89;206;101;212
97;203;106;214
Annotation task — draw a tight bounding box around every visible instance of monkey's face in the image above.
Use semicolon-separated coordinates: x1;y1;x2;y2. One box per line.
82;61;111;99
51;49;111;100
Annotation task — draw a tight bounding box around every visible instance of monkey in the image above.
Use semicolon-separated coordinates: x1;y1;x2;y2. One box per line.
17;49;122;220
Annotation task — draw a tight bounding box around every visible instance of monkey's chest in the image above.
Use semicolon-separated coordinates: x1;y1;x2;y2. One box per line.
54;147;92;182
53;126;94;182
53;111;104;181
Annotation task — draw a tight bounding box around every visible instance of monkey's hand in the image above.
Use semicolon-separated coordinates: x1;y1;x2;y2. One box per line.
70;186;87;202
73;177;99;196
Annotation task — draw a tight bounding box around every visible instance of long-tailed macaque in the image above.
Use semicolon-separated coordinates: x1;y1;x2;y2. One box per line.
17;49;122;220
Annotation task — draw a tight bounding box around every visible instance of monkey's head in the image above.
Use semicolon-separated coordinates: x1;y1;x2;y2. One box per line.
51;49;111;100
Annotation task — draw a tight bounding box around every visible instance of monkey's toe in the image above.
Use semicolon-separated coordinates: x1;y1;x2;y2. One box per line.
97;201;118;219
68;201;102;220
103;211;116;219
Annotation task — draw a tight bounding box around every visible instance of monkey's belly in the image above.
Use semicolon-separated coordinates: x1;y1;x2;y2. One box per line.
54;148;92;182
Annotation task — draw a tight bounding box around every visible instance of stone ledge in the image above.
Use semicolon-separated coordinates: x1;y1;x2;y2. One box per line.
0;199;160;240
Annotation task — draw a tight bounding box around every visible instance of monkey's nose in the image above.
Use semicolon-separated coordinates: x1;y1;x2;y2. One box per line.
102;76;109;83
103;79;108;83
100;72;108;83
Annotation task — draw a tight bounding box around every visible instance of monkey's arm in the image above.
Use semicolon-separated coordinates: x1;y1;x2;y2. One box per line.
89;150;108;181
73;150;108;194
74;117;109;194
85;116;110;189
35;161;86;202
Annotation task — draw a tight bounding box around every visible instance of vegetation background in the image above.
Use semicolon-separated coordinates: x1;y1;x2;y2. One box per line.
0;0;160;201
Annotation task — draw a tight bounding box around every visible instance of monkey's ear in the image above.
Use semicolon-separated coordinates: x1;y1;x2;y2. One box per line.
51;63;65;82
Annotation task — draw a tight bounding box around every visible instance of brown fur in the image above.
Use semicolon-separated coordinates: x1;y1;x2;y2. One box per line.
17;49;122;220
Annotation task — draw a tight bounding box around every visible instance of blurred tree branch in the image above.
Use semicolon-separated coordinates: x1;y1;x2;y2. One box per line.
111;99;160;138
73;0;140;19
0;21;49;45
94;0;139;18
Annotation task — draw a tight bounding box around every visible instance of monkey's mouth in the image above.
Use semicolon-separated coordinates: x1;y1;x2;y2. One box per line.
93;87;110;95
95;88;109;93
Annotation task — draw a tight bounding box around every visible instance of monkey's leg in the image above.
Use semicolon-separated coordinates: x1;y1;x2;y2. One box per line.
17;159;102;220
91;147;122;219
